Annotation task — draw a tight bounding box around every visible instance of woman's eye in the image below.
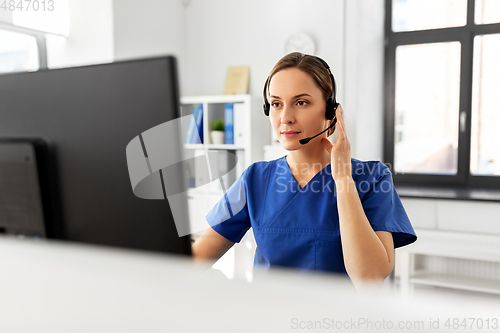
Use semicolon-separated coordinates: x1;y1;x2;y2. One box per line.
271;102;281;108
297;100;308;106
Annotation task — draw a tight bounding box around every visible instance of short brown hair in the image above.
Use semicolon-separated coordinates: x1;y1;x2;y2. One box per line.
266;52;336;136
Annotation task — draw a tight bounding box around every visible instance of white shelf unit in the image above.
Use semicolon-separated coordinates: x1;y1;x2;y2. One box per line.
398;229;500;296
181;95;269;280
181;94;269;168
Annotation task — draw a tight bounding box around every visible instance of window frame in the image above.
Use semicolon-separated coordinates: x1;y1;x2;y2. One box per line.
0;22;47;70
384;0;500;189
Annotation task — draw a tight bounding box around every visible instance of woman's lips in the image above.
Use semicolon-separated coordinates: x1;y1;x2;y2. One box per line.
281;131;300;138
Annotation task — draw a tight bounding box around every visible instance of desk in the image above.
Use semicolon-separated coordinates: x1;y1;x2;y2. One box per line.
0;236;498;332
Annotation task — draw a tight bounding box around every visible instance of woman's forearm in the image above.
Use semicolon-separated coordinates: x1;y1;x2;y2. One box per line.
335;176;393;284
192;227;235;264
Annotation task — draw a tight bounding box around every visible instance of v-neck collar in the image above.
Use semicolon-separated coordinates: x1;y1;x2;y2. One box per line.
282;155;331;190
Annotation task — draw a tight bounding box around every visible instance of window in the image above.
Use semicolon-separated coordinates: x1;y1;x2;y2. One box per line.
0;0;69;73
0;25;47;74
0;29;40;73
384;0;500;189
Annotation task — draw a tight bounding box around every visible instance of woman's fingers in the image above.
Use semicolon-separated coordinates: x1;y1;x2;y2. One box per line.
322;137;333;154
336;105;344;140
338;105;349;141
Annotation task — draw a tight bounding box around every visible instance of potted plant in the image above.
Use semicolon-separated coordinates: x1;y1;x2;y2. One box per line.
210;119;225;144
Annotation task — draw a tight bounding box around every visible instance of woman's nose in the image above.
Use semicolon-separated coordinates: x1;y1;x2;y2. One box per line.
280;104;295;124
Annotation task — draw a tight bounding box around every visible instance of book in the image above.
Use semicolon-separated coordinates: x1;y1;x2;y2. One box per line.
190;104;203;144
198;104;204;143
185;105;198;144
233;103;246;146
224;103;234;144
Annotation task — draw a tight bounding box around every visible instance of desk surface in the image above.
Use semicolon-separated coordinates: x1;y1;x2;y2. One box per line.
0;236;498;332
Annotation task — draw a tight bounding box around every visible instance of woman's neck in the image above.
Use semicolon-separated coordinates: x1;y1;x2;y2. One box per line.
286;140;331;175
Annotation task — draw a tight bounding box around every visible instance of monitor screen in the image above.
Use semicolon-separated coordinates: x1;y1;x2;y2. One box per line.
0;56;192;256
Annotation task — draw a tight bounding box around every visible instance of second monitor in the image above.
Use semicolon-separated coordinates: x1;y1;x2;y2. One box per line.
0;56;192;256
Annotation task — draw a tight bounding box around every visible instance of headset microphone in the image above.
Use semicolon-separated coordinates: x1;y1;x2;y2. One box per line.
299;116;337;145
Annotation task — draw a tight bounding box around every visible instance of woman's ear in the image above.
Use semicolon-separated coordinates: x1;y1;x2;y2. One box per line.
327;120;336;137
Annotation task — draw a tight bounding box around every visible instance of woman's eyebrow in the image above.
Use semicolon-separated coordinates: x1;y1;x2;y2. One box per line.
292;93;312;99
269;93;312;99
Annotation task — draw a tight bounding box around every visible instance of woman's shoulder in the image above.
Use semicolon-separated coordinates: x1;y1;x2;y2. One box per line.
350;158;391;182
243;155;286;179
247;155;286;171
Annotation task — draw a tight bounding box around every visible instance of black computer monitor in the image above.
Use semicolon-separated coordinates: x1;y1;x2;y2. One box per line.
0;56;192;256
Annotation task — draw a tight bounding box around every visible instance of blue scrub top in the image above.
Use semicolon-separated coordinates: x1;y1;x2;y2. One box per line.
205;156;417;274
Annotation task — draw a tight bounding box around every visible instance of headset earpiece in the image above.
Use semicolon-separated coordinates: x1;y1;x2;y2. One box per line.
263;77;270;116
325;99;334;120
316;56;338;121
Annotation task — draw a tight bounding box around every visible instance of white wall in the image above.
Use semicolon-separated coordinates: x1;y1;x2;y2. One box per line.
111;0;386;160
344;0;385;161
113;0;187;94
45;0;113;69
184;0;345;97
0;9;12;24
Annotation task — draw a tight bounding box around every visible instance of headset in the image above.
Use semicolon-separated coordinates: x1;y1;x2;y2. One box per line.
262;55;339;145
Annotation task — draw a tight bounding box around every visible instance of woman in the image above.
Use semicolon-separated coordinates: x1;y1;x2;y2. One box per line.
192;52;416;288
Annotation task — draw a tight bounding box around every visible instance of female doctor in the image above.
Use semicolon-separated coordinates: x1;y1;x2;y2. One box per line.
192;52;416;288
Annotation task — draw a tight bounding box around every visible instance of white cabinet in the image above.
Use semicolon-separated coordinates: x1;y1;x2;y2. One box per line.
398;229;500;296
397;198;500;296
181;94;269;280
